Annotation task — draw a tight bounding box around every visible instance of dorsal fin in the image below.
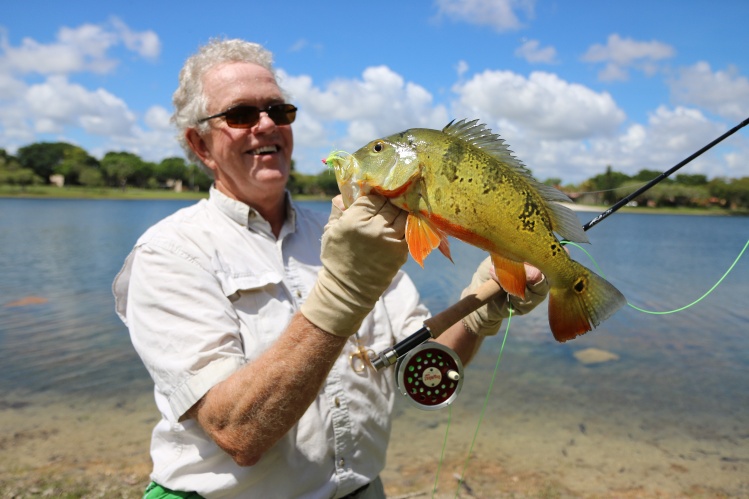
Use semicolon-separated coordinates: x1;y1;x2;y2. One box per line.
443;118;588;244
443;119;531;176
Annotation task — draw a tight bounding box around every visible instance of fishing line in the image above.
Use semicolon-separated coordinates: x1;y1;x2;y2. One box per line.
432;307;513;499
561;239;749;315
431;404;451;496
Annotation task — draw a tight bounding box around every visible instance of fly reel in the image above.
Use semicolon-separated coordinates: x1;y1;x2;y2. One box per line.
395;342;463;410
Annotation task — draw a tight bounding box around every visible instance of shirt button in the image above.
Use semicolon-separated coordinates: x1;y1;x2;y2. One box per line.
295;289;302;298
338;458;345;468
334;397;341;408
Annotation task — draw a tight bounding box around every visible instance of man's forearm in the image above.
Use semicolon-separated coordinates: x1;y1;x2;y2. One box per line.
187;312;347;466
436;321;484;367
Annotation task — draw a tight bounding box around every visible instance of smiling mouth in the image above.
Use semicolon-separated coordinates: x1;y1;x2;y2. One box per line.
248;145;279;155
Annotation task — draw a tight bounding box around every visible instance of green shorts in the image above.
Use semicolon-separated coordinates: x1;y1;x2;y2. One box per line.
143;482;205;499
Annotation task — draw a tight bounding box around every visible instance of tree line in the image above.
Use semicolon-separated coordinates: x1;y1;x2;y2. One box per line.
2;141;748;210
0;141;341;197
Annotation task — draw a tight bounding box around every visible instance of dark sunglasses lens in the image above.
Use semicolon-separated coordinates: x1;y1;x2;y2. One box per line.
224;106;261;128
267;104;297;125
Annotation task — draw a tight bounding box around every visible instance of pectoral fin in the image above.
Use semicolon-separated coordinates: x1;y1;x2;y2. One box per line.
490;253;527;299
406;213;451;267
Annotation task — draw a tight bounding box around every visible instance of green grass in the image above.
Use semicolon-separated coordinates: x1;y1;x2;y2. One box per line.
1;185;745;216
0;185;334;202
0;184;209;200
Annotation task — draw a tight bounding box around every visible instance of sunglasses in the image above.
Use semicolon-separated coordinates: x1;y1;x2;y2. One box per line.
198;103;297;128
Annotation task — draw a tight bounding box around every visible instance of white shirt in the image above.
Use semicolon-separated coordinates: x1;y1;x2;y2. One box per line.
113;188;429;499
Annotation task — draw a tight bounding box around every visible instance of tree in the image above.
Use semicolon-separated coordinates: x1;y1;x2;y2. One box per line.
16;142;79;183
587;166;630;205
78;167;105;187
0;151;44;189
101;151;145;189
675;173;708;186
709;177;749;209
632;169;673;184
185;163;213;191
55;146;100;185
155;157;189;184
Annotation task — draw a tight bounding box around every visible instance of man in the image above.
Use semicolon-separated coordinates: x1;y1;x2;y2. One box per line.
113;39;549;499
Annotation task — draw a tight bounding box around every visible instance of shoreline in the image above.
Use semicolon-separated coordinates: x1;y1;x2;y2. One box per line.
2;388;745;498
1;187;744;218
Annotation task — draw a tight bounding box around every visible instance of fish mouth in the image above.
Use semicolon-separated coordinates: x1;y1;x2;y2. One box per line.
324;150;363;207
247;145;279;155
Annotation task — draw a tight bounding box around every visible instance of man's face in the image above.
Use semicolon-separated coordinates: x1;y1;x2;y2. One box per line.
191;62;294;207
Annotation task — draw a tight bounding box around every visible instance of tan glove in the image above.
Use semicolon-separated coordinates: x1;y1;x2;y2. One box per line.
461;257;550;336
301;194;409;337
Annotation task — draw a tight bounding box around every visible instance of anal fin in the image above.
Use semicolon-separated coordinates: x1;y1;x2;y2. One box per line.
490;253;527;299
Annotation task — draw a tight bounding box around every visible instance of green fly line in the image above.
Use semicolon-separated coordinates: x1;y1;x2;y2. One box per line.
431;307;514;499
432;238;747;498
561;238;749;314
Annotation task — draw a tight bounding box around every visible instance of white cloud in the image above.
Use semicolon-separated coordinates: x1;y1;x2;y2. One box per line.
143;105;172;131
0;18;160;76
433;0;535;32
111;17;161;60
452;70;626;140
279;66;449;172
25;76;136;136
669;62;749;121
514;106;736;184
582;34;675;81
455;60;469;79
515;39;557;64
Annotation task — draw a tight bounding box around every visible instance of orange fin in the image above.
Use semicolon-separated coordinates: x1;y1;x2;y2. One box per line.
405;213;450;267
490;253;527;299
547;261;627;342
437;237;453;263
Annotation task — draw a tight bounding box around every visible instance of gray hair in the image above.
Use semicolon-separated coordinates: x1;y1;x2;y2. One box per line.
171;39;284;166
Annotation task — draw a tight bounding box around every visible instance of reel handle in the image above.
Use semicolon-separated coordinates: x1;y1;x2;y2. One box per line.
371;279;501;370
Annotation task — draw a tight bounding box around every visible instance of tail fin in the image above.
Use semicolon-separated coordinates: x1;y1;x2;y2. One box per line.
547;261;626;342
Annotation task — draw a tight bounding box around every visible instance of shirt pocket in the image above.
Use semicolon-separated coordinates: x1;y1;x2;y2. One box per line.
215;270;295;361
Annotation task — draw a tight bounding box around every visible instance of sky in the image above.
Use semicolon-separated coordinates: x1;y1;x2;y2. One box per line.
2;0;748;185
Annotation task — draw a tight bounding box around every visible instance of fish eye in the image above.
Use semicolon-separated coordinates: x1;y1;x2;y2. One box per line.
372;141;384;153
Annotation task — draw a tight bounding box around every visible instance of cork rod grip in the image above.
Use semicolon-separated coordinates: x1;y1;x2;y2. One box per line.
422;279;501;338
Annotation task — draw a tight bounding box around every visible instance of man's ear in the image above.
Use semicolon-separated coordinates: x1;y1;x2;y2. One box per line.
186;128;217;171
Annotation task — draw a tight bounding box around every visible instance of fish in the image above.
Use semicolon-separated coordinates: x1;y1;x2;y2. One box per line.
324;119;626;342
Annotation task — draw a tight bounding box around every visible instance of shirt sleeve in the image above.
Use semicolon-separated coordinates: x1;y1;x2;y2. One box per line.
119;238;246;423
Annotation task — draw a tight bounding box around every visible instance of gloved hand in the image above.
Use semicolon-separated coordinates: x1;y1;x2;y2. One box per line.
461;257;550;336
301;194;409;337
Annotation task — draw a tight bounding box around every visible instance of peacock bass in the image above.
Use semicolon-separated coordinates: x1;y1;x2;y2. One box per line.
324;119;626;342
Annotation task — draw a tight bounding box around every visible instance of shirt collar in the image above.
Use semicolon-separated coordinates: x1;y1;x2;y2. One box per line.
209;186;296;234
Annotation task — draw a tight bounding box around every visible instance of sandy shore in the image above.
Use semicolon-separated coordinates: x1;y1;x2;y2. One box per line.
1;387;746;499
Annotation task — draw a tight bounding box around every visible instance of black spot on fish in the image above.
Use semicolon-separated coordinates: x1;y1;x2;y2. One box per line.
574;278;586;293
434;188;442;204
517;191;540;233
441;142;464;182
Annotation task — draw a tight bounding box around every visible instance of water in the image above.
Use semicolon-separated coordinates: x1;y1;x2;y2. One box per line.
1;198;748;495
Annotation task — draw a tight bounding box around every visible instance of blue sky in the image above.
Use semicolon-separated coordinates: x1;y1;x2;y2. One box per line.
2;0;748;184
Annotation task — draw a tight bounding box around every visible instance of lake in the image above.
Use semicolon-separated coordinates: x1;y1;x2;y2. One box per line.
0;197;747;497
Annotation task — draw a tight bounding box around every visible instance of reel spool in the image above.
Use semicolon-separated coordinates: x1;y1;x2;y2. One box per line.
395;342;464;410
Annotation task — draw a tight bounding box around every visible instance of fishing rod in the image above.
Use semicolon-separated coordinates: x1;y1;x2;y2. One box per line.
371;115;749;376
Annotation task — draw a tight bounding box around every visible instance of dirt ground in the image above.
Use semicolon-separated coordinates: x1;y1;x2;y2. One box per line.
1;390;746;499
